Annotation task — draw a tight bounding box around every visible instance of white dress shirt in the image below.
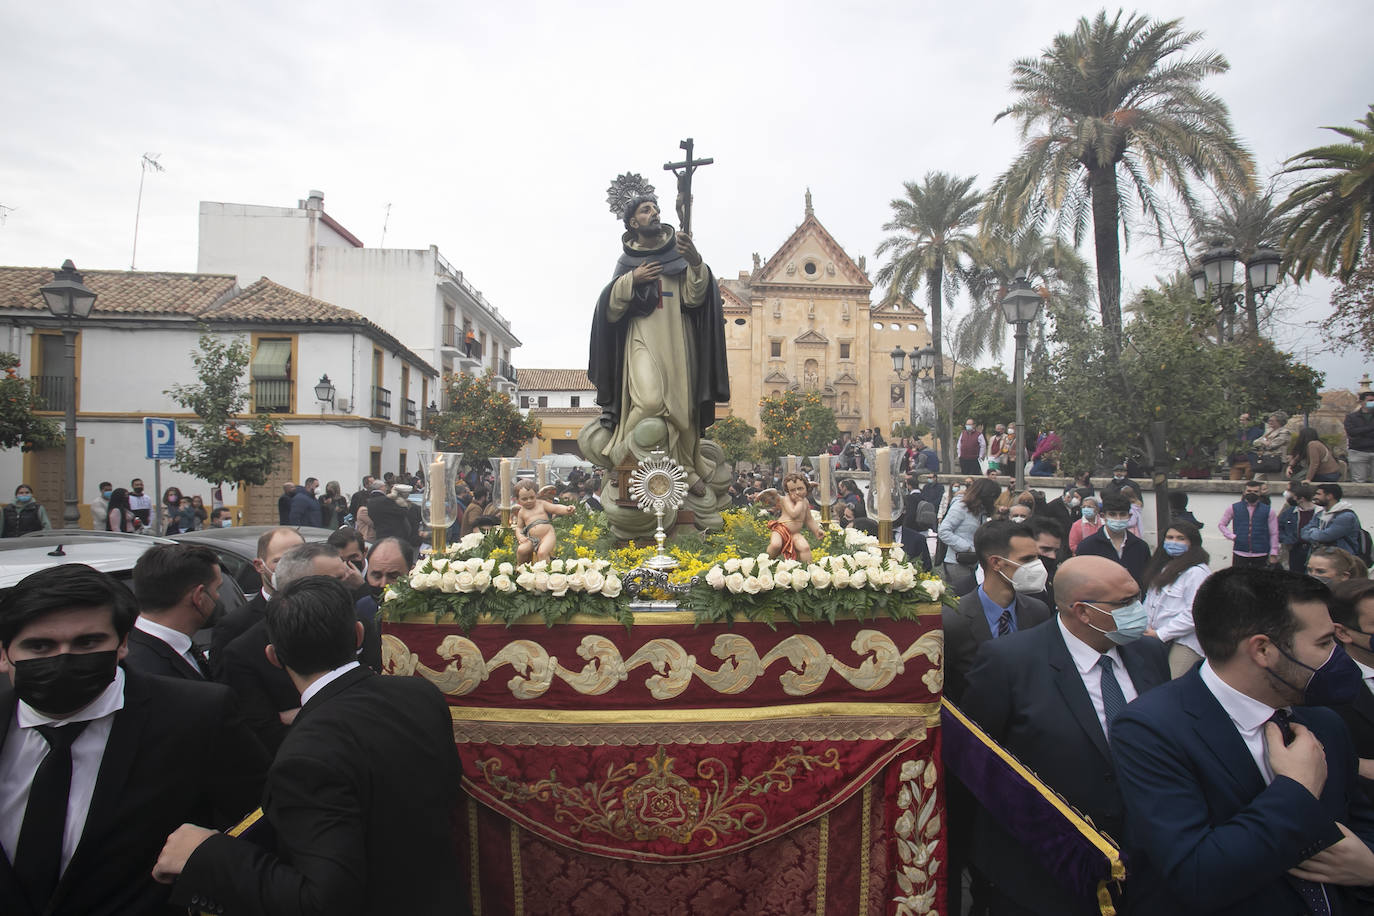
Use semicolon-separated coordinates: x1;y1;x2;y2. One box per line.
1144;564;1210;657
1199;660;1282;783
1057;616;1139;738
133;615;203;675
0;667;126;873
299;660;361;708
1355;658;1374;698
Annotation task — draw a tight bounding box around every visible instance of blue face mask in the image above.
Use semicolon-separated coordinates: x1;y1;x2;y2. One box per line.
14;494;32;504
1163;540;1188;557
1104;517;1131;533
1270;642;1363;707
101;490;112;500
1083;599;1149;645
1081;507;1097;520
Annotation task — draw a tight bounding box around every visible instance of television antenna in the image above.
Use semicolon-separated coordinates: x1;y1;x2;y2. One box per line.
130;153;165;269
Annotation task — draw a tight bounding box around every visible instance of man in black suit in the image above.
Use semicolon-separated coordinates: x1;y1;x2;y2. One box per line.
962;555;1170;914
210;526;305;675
126;543;224;680
943;519;1053;704
157;575;467;915
0;564;266;916
1328;580;1374;799
901;472;937;570
1112;568;1374;915
220;542;361;753
352;537;415;673
1075;492;1151;589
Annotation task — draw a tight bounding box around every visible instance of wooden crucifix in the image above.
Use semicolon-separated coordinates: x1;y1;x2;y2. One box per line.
663;138;713;236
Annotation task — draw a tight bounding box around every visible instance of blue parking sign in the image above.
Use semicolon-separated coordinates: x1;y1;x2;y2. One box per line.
144;418;176;460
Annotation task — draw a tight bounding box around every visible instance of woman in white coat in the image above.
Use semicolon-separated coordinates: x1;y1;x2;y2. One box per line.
1142;521;1212;678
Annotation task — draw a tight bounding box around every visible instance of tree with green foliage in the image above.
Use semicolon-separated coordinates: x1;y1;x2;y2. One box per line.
1279;104;1374;283
425;371;541;467
952;367;1017;433
1232;338;1323;420
875;172;982;467
986;11;1254;356
757;390;839;460
166;331;286;487
1322;253;1374;357
704;414;757;465
0;353;62;452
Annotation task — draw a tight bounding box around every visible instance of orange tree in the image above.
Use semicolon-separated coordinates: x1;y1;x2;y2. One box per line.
425;370;540;466
166;331;285;487
757;389;839;460
0;353;62;452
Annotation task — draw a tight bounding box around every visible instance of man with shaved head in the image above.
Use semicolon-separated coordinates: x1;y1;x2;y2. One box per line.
961;555;1170;914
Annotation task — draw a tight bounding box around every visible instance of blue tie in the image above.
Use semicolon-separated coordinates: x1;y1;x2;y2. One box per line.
996;610;1012;637
1098;655;1127;737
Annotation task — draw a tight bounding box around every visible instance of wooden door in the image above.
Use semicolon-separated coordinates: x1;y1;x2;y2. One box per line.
242;440;295;525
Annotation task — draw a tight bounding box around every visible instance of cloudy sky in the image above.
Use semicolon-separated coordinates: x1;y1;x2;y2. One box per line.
2;0;1369;387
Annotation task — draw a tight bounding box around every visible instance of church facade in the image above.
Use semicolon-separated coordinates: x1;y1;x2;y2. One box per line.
717;193;932;440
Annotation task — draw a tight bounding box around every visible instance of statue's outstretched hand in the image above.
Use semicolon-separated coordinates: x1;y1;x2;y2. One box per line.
676;232;702;267
632;260;663;284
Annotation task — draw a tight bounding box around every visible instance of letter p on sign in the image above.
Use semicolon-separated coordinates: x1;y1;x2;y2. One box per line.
145;418;177;460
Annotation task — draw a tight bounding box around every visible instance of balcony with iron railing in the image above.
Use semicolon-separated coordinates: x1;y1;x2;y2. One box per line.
33;375;72;412
252;379;292;414
497;359;517;383
440;323;460;350
372;385;392;420
403;398;418;427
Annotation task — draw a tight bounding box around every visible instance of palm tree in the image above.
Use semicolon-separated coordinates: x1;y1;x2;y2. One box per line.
875;172;982;468
985;10;1254;356
955;231;1093;365
1193;187;1288;340
1278;104;1374;283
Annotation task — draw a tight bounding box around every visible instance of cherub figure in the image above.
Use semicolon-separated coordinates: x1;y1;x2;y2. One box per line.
758;472;824;562
513;479;575;564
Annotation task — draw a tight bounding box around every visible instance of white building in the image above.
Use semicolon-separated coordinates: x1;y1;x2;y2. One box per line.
513;368;599;459
0;266;436;526
197;190;521;399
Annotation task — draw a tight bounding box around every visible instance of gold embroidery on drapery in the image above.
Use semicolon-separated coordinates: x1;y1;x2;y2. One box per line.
383;629;943;700
510;821;524;916
478;744;842;847
816;813;830;916
859;782;873;910
448;714;928;747
468;801;482;915
892;757;940;914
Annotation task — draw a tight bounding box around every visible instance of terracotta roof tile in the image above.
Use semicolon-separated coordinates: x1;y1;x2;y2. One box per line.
516;368;594;391
0;267;237;315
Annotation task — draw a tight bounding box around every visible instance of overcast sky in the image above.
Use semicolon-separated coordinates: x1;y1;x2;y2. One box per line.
2;0;1369;388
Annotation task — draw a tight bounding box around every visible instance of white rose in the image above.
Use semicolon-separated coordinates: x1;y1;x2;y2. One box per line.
568;572;587;591
849;569;868;589
774;570;793;589
432;557;450;572
922;576;945;600
779;559;800;572
548;573;569;596
757;571;774;590
550;559;564;573
499;562;514;576
810;568;832;590
833;567;851;588
725;572;746;593
481;558;496;574
742;576;762;595
595;559;611;571
533;571;550;591
472;571;492;591
492;574;516;593
382;587;399;602
532;560;549;573
706;566;726;589
791;568;810;589
465;557;483;573
440;570;460;593
874;567;896;588
740;557;756;575
724;558;741;573
426;572;444;590
454;571;476;593
516;571;536;590
458;532;484;552
601;575;623;598
583;570;606;593
892;566;916;591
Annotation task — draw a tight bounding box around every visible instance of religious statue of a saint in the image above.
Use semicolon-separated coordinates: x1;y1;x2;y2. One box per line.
580;172;733;538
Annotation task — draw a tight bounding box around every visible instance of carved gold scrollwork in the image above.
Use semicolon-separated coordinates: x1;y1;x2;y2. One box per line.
384;630;941;700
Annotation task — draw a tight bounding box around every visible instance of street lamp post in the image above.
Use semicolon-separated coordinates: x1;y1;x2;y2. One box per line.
38;260;98;529
1001;276;1042;493
891;345;938;454
1193;242;1283;341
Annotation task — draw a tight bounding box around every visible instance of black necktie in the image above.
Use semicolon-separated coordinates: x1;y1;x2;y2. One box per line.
1098;655;1127;734
1270;710;1332;916
13;721;91;911
190;644;210;678
996;610;1012;637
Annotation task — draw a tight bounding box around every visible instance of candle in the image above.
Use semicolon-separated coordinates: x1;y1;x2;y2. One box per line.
817;454;832;506
785;455;798;475
873;447;891;520
429;457;448;528
536;459;549;490
500;458;514;510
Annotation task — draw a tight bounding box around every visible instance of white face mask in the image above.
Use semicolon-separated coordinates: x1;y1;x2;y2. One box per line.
997;557;1049;594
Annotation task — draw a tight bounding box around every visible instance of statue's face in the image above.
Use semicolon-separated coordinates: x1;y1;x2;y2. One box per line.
628;200;660;234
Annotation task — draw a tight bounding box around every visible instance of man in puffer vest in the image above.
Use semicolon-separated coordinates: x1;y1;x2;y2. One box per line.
1218;479;1278;568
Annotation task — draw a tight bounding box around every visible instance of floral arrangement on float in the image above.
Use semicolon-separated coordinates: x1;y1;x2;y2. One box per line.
382;505;952;630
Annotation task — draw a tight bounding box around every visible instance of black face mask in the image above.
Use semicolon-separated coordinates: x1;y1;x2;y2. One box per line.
1244;493;1261;503
1039;556;1059;582
355;582;384;601
11;650;119;716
